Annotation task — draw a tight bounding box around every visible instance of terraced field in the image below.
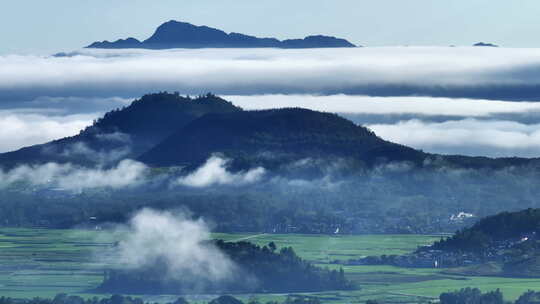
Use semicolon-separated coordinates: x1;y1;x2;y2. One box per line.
0;229;539;303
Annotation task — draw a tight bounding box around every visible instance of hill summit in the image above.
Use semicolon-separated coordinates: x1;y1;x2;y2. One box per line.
0;93;240;167
87;20;356;49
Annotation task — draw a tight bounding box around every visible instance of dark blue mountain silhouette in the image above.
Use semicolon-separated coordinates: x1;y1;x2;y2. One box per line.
473;42;499;47
87;20;356;49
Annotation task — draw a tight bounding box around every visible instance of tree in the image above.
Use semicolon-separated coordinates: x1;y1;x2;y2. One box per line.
516;290;540;304
209;296;244;304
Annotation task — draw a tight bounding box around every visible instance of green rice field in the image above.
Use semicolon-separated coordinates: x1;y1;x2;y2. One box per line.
0;228;539;303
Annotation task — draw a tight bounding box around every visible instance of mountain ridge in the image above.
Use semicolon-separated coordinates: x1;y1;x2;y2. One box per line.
87;20;357;49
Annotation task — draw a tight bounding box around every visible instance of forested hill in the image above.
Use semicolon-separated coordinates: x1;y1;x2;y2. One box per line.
0;93;240;167
433;208;540;252
87;20;357;49
419;208;540;277
138;108;425;169
85;92;241;139
0;92;539;172
97;240;352;294
138;106;540;171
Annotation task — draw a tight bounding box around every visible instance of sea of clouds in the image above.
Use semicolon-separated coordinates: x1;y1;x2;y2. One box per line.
2;47;540;157
3;47;540;101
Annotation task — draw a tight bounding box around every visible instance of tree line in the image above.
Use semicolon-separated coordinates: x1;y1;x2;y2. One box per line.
97;241;353;294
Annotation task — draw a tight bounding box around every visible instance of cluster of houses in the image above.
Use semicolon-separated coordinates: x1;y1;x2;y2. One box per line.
346;232;538;269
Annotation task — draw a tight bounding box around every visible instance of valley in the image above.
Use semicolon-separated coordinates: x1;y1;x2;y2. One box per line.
1;228;539;303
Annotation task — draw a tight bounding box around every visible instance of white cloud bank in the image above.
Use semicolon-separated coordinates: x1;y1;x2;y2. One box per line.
176;155;266;187
368;119;540;158
3;47;540;100
0;159;148;191
230;94;540;157
228;94;540;117
0;111;96;152
108;208;235;282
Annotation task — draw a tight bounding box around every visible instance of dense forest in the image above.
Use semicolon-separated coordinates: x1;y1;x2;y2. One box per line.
3;162;540;233
439;288;540;304
97;240;352;294
433;208;540;252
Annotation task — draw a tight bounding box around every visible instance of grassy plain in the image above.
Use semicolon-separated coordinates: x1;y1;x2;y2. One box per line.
0;229;539;303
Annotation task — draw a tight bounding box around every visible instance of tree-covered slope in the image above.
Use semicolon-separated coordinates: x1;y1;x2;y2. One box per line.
97;240;352;294
434;208;540;252
0;93;241;167
430;208;540;277
138;108;426;170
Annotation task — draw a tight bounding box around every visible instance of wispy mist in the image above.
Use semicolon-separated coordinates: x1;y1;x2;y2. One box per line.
175;155;266;187
0;159;148;191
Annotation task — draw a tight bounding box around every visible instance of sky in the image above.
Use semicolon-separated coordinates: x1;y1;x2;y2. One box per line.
2;0;540;54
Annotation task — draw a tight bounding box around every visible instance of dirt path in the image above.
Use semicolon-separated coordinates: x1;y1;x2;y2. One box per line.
232;233;267;242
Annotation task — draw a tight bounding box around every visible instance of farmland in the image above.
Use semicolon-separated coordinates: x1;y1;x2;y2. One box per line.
0;229;539;303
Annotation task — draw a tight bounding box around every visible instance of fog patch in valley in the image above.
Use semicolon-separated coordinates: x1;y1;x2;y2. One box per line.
101;208;237;286
0;159;148;192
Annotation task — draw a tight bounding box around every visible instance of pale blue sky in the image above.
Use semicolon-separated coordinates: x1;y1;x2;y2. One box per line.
1;0;540;54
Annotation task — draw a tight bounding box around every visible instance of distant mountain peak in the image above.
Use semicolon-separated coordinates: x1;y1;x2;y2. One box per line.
87;20;356;49
473;42;499;47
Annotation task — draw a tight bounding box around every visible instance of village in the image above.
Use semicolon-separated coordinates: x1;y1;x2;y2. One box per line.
344;231;539;269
